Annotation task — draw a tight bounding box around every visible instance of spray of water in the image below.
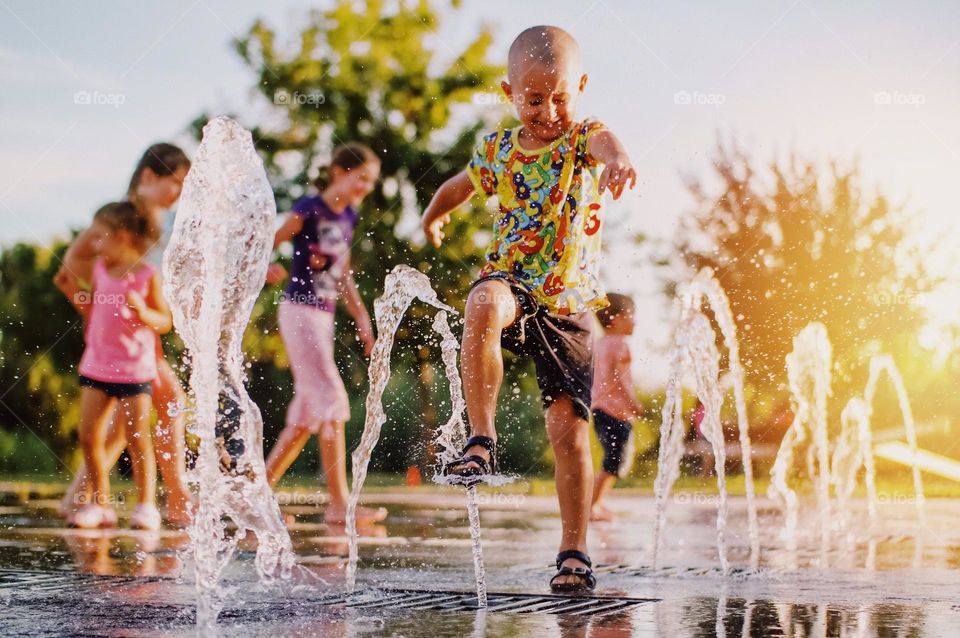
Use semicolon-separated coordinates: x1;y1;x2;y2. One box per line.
863;355;926;527
832;397;877;529
654;267;761;573
163;117;294;629
768;322;832;559
429;311;489;607
653;309;729;573
344;265;455;589
685;268;760;565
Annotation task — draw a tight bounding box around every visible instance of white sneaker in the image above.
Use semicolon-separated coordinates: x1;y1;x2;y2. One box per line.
100;506;118;528
130;504;162;531
71;504;104;529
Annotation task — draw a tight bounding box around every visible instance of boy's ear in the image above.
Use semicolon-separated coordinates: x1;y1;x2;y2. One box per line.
501;80;513;102
578;74;588;93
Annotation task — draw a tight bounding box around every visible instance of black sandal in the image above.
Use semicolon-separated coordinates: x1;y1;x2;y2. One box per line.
550;549;596;594
443;436;497;485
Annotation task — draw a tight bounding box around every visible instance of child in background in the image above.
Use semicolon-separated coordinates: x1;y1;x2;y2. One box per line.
590;293;644;522
55;143;193;526
61;202;173;530
264;144;386;525
421;25;636;592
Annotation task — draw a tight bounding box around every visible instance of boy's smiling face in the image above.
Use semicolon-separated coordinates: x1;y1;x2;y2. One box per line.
502;59;587;147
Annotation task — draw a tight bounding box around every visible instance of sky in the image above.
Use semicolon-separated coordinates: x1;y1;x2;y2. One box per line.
2;0;959;386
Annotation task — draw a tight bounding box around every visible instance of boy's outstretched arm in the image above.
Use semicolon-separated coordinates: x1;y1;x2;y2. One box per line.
421;170;475;248
588;130;637;200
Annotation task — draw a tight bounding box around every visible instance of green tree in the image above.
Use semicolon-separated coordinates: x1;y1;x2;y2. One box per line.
0;240;83;474
193;0;549;473
665;141;942;440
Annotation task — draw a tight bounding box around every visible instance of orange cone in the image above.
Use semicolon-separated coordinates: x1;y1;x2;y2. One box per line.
406;465;422;486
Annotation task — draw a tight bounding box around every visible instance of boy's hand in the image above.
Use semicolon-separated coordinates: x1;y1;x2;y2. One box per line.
598;155;637;200
423;213;451;248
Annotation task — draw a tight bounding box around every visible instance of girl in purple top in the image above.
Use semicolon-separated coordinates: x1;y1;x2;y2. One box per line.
264;144;387;525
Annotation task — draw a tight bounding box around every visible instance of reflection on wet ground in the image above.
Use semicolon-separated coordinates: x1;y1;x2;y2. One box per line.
1;484;959;636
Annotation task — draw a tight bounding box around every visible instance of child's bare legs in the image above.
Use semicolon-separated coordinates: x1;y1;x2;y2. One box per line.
118;394;157;507
545;396;594;584
78;388;116;510
317;420;386;523
63;362;188;522
591;471;617;521
454;280;519;468
62;415;124;516
152;358;191;522
265;423;313;487
265;420;386;524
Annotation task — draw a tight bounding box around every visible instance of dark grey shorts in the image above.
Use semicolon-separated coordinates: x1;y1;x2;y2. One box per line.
472;274;594;421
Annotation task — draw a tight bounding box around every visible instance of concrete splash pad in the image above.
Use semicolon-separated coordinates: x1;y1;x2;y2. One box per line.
2;487;960;636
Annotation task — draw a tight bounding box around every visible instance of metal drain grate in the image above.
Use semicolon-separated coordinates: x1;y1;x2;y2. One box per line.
0;569;654;621
594;563;767;580
0;568;158;591
314;588;655;616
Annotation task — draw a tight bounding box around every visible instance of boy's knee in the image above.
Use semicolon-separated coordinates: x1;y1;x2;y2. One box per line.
466;280;516;326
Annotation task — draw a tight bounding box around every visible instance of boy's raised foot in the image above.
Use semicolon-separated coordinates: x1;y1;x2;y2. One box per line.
442;435;497;486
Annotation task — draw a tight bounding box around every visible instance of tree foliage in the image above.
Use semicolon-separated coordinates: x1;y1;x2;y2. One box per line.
666;141;944;438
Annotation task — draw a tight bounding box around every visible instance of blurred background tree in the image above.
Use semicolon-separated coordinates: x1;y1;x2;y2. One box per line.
662;140;953;449
188;0;550;475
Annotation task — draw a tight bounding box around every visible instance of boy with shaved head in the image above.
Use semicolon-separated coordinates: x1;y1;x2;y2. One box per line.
421;25;636;593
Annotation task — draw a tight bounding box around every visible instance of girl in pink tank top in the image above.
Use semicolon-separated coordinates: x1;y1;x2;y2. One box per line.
68;202;173;530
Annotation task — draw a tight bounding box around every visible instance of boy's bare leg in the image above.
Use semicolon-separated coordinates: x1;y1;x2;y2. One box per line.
265;424;313;487
545;395;594;585
591;470;617;521
454;279;520;470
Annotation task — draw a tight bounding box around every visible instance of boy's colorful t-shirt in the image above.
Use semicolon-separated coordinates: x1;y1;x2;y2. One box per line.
467;119;609;315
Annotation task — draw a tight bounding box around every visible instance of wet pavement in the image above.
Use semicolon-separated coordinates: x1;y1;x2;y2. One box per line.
1;483;959;636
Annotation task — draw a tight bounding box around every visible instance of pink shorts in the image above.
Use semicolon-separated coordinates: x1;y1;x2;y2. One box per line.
278;301;351;429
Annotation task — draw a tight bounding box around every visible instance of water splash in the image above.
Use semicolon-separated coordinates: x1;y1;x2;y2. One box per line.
163;117;294;630
428;311;488;607
863;355;926;527
685;268;760;565
345;265;455;590
768;322;832;561
653;309;729;573
654;267;760;573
